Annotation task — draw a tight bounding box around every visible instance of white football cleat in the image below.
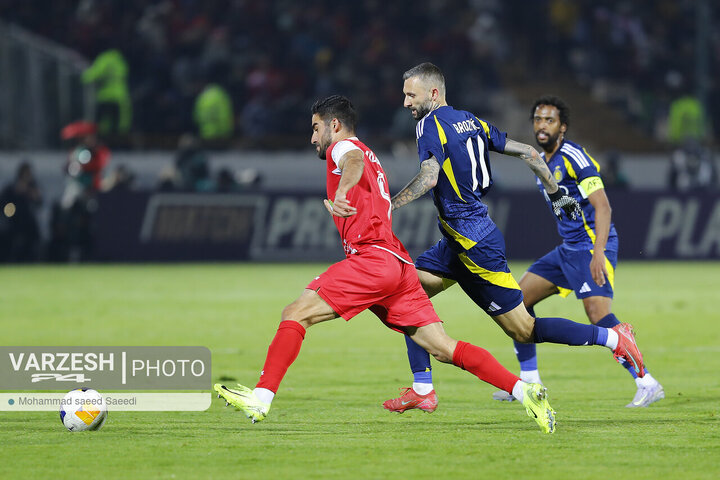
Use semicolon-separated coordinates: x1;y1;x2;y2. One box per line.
626;382;665;408
492;390;516;402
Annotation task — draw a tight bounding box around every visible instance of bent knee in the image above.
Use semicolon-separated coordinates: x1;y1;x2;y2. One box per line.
512;330;535;343
584;306;610;324
281;301;313;327
507;318;535;343
417;336;456;363
281;302;297;321
431;350;453;364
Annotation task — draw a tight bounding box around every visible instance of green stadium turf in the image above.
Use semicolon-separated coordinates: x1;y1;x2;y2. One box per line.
0;262;718;479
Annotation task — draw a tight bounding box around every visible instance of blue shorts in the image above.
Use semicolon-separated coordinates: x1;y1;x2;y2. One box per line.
415;227;523;316
527;244;617;299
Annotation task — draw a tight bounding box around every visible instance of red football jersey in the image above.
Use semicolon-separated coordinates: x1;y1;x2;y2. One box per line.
325;137;412;263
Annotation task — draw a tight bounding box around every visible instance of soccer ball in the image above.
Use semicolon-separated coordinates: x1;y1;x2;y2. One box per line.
59;388;108;432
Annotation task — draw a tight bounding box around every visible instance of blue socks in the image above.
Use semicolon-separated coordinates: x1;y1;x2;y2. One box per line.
405;334;432;383
515;306;538;378
403;312;638;387
533;316;606;345
596;313;620;330
514;340;537;371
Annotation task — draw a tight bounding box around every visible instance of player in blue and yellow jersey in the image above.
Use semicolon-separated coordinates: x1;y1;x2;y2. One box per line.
490;96;664;407
383;63;648;413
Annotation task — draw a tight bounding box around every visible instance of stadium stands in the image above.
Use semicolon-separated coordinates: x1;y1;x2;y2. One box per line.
1;0;716;149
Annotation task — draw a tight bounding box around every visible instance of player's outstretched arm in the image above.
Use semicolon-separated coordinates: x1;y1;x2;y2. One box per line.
325;150;364;217
391;157;440;210
503;138;558;194
504;138;581;221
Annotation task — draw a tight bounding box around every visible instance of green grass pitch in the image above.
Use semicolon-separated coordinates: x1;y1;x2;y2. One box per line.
1;262;719;479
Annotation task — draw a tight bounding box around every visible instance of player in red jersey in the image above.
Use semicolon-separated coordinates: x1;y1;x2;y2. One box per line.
214;95;556;433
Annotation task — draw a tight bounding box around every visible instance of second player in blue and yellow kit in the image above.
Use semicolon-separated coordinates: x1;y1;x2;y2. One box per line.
529;138;619;300
497;96;663;408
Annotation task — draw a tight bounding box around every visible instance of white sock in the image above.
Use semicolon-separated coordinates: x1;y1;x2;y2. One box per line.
604;328;619;350
413;382;433;395
253;387;274;405
636;372;657;387
520;370;542;385
511;381;525;403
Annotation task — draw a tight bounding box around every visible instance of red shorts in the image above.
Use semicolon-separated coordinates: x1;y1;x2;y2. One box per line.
307;247;441;333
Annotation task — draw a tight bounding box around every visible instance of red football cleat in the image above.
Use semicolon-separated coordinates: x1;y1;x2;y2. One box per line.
612;323;646;377
383;387;438;413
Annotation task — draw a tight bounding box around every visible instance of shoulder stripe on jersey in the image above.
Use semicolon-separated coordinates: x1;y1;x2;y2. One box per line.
561;144;590;168
475;117;490;137
583;147;601;171
562;156;577;179
433;115;447;145
416;112;431;139
561;146;589;169
432;114;465;202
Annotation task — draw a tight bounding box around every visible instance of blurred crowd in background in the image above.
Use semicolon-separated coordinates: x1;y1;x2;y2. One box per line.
1;0;717;149
517;0;718;141
1;0;718;263
0;122;264;263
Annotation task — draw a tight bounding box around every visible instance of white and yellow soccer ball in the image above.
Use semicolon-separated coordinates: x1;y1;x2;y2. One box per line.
59;388;108;431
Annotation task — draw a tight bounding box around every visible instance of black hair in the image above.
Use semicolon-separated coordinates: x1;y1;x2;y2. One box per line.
530;95;570;128
403;62;446;93
311;95;357;132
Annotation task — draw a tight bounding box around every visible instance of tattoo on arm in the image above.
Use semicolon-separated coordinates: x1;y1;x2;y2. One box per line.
391;158;440;210
504;138;558;193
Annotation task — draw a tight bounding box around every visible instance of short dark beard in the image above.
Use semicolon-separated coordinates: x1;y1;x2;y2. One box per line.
412;100;434;120
536;131;561;153
316;129;332;159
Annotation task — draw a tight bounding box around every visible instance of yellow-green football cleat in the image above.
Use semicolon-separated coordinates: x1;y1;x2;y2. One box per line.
214;383;270;423
521;383;556;434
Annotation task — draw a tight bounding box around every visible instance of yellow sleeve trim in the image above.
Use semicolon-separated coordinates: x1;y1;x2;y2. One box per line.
579;176;604;196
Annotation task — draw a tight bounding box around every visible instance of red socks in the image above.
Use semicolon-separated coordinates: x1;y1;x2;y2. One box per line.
452;341;519;393
255;320;306;393
254;325;519;395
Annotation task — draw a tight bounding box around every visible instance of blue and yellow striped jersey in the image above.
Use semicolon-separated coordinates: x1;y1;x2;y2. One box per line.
536;139;618;250
416;106;506;247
